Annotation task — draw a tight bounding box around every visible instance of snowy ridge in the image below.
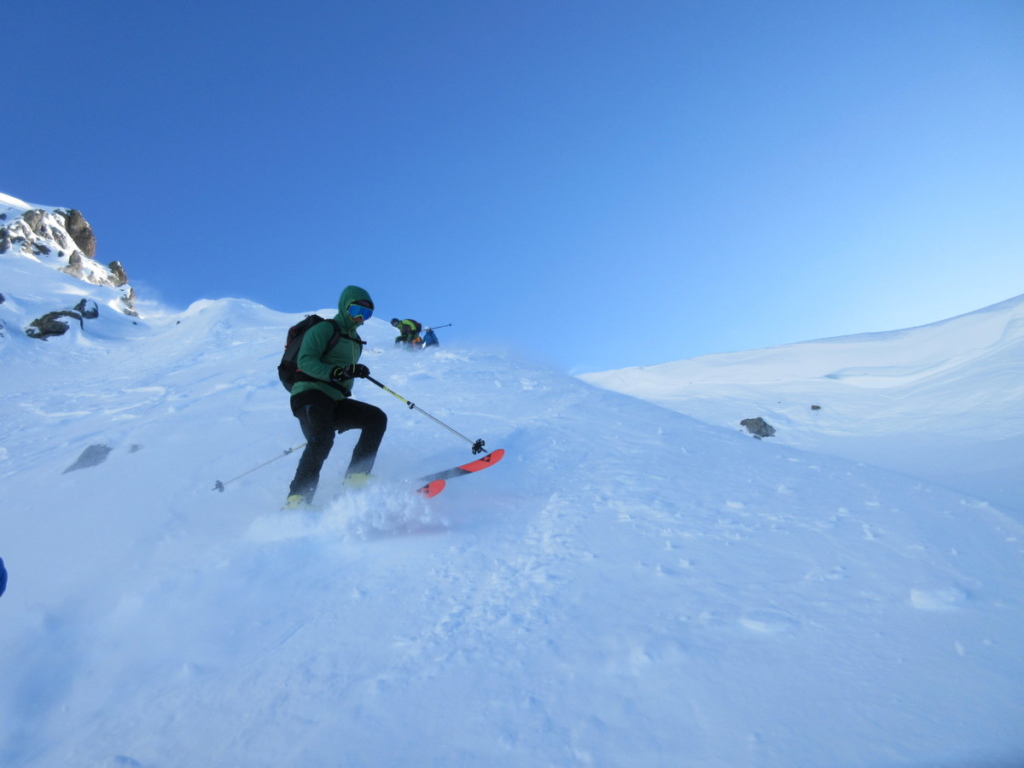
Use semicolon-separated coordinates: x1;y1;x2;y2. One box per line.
0;192;35;210
582;294;1024;516
2;197;1023;766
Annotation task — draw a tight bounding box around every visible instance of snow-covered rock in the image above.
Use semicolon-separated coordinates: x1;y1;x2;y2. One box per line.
0;192;137;342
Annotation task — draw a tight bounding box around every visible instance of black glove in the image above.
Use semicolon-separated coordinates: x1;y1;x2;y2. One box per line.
330;363;370;381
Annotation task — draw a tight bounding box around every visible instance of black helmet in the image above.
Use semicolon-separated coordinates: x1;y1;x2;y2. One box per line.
390;318;401;327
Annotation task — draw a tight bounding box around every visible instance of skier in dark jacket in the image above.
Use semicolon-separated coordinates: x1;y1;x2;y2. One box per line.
284;286;387;509
391;318;423;348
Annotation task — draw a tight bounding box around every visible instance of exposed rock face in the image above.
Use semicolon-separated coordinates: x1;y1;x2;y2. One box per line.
61;209;97;258
109;261;129;287
741;417;777;439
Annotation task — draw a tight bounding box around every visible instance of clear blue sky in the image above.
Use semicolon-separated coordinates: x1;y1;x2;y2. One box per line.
4;0;1023;372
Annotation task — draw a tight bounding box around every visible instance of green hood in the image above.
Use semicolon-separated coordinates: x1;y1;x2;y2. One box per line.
335;285;374;332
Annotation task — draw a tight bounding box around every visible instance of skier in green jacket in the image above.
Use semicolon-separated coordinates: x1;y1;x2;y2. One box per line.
284;285;387;509
391;318;424;348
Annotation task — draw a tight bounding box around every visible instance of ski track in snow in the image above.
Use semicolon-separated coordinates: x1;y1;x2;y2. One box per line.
2;283;1024;766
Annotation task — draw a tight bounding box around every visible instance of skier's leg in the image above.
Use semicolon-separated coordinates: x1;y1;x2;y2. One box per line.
288;393;337;502
332;399;388;477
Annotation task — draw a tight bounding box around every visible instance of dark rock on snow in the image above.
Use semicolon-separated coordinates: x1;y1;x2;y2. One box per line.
741;417;777;439
74;298;100;319
25;310;84;340
63;444;114;474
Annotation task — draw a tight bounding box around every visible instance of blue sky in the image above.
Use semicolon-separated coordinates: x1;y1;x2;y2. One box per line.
3;0;1023;372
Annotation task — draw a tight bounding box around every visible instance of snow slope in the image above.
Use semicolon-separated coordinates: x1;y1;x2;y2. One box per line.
582;295;1024;519
2;238;1024;767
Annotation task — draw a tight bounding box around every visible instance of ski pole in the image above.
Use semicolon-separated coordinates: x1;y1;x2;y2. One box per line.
366;375;486;454
213;442;307;492
427;323;452;330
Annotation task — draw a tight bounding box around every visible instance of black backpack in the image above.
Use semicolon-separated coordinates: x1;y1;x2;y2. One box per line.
277;315;343;392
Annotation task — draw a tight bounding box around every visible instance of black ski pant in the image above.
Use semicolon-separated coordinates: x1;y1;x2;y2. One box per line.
288;390;387;502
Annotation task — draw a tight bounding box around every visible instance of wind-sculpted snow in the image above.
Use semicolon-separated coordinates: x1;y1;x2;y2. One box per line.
2;282;1023;766
583;293;1024;517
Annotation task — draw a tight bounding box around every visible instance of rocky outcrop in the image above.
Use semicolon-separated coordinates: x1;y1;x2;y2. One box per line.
74;298;100;319
20;209;47;235
109;261;129;287
62;250;88;279
60;209;97;258
25;310;86;340
1;203;139;326
741;417;776;439
22;299;105;340
119;285;138;317
0;225;18;254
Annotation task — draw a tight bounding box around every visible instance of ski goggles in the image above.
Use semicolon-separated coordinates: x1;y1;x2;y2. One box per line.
347;301;373;322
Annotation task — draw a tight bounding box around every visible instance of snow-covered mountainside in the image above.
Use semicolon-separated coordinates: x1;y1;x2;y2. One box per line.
2;194;1023;767
582;295;1024;518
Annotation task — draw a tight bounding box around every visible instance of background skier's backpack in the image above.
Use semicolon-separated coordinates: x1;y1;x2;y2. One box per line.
277;315;342;392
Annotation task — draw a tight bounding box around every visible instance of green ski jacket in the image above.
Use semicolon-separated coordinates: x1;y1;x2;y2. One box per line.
291;285;373;401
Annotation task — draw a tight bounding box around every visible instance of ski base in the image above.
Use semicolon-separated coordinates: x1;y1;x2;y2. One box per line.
415;449;505;497
419;479;446;498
